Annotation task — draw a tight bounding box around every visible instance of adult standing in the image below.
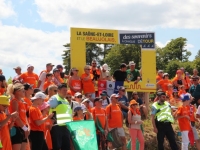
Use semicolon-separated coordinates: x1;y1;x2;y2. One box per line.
151;91;178;150
126;61;141;100
90;60;101;81
38;63;54;91
56;65;68;80
192;69;199;79
189;76;200;107
113;63;127;82
48;83;72;150
52;68;64;86
13;66;22;81
18;64;39;88
100;90;111;109
156;70;163;82
157;73;172;92
68;68;82;96
81;65;95;98
99;64;111;81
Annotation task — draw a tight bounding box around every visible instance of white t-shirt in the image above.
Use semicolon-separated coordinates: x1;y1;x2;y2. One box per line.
39;72;47;91
101;98;111;109
196;105;200;115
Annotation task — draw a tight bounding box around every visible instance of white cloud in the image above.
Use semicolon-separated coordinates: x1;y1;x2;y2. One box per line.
35;0;200;30
156;41;170;48
0;25;70;77
0;0;15;18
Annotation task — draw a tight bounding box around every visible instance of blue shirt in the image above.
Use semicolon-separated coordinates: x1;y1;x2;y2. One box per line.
118;95;129;106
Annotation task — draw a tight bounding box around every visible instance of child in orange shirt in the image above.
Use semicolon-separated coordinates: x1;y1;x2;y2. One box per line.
0;96;18;150
176;94;191;150
29;92;53;150
178;85;186;96
43;73;54;92
38;102;53;150
73;106;92;121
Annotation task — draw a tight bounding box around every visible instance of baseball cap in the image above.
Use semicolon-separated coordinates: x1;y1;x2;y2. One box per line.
38;102;50;111
81;98;90;104
100;90;108;96
102;64;110;71
46;63;54;67
27;64;34;69
74;92;82;97
24;83;33;90
56;65;63;69
74;106;83;112
163;73;169;77
129;61;135;66
157;91;166;96
129;100;138;106
119;86;126;91
13;66;21;70
0;95;10;106
110;94;119;99
94;97;103;103
53;68;60;73
31;92;46;101
180;94;190;102
158;70;163;73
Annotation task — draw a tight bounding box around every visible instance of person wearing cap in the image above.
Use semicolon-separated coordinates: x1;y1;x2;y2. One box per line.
189;76;200;107
99;63;111;81
106;94;126;150
90;60;101;81
48;83;72;150
68;67;82;96
91;97;108;148
9;83;30;149
84;93;94;107
23;83;34;113
157;73;172;92
38;63;54;91
18;64;39;88
81;98;92;120
100;90;111;109
74;92;87;110
151;91;178;150
29;92;54;150
156;70;163;82
43;73;55;92
66;90;79;112
56;64;67;79
13;66;22;81
0;95;19;150
126;61;141;100
176;94;191;150
38;102;53;150
172;70;186;90
128;100;144;150
52;68;64;86
117;86;129;119
81;65;95;98
113;63;127;82
73;106;92;121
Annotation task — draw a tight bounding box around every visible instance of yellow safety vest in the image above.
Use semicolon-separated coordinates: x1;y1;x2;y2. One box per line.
152;101;174;123
51;95;72;126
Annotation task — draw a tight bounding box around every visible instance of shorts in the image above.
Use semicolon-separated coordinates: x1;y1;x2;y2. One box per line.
191;125;199;140
11;126;27;145
109;127;125;137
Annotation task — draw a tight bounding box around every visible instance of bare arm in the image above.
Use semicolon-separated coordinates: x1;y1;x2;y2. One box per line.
151;114;158;133
34;113;54;126
11;100;24;127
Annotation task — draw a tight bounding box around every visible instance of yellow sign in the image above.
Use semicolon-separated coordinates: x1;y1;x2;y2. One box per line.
70;27;156;92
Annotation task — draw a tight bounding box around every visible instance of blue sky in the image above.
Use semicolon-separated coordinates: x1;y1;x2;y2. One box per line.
0;0;199;79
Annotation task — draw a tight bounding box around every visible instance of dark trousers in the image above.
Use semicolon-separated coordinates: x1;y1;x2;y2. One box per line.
51;125;71;150
30;130;48;150
156;123;178;150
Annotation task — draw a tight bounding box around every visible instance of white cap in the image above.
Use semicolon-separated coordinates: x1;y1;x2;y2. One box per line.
27;64;34;69
74;92;82;97
81;98;90;104
110;94;119;99
31;92;46;101
129;61;135;66
102;64;110;71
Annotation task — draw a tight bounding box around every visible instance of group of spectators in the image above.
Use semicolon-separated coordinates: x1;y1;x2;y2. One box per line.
1;60;200;150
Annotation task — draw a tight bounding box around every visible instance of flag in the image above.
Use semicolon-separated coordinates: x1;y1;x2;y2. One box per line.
98;80;107;95
114;81;124;94
106;81;115;96
66;120;98;150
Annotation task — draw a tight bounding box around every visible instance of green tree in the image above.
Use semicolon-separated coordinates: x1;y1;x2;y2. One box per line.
7;77;12;84
62;43;71;74
195;49;200;59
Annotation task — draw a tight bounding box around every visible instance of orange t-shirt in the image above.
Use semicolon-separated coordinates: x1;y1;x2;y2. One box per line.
29;106;44;131
177;105;191;131
105;104;122;128
70;79;82;95
43;116;52;150
73;116;83;121
156;75;162;82
81;73;95;93
157;79;172;92
91;107;106;129
166;90;173;99
178;89;186;96
20;72;39;88
24;97;32;112
0;112;12;150
0;88;5;95
170;98;182;107
9;99;27;126
43;81;54;91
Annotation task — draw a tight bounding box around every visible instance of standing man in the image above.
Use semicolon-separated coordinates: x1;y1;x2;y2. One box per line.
189;76;200;107
126;61;141;100
151;91;178;150
192;69;199;79
113;63;127;82
13;66;22;81
156;70;164;82
18;64;39;88
99;64;111;81
48;83;72;150
38;63;54;91
90;60;101;81
0;69;7;89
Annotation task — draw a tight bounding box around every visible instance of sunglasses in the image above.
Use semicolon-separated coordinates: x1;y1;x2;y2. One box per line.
77;96;82;98
54;90;58;92
66;96;72;99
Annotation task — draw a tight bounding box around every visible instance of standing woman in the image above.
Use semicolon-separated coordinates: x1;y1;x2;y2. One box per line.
172;70;185;90
68;68;82;96
128;100;144;150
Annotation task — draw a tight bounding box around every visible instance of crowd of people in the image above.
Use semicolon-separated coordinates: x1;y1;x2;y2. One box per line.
0;60;200;150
